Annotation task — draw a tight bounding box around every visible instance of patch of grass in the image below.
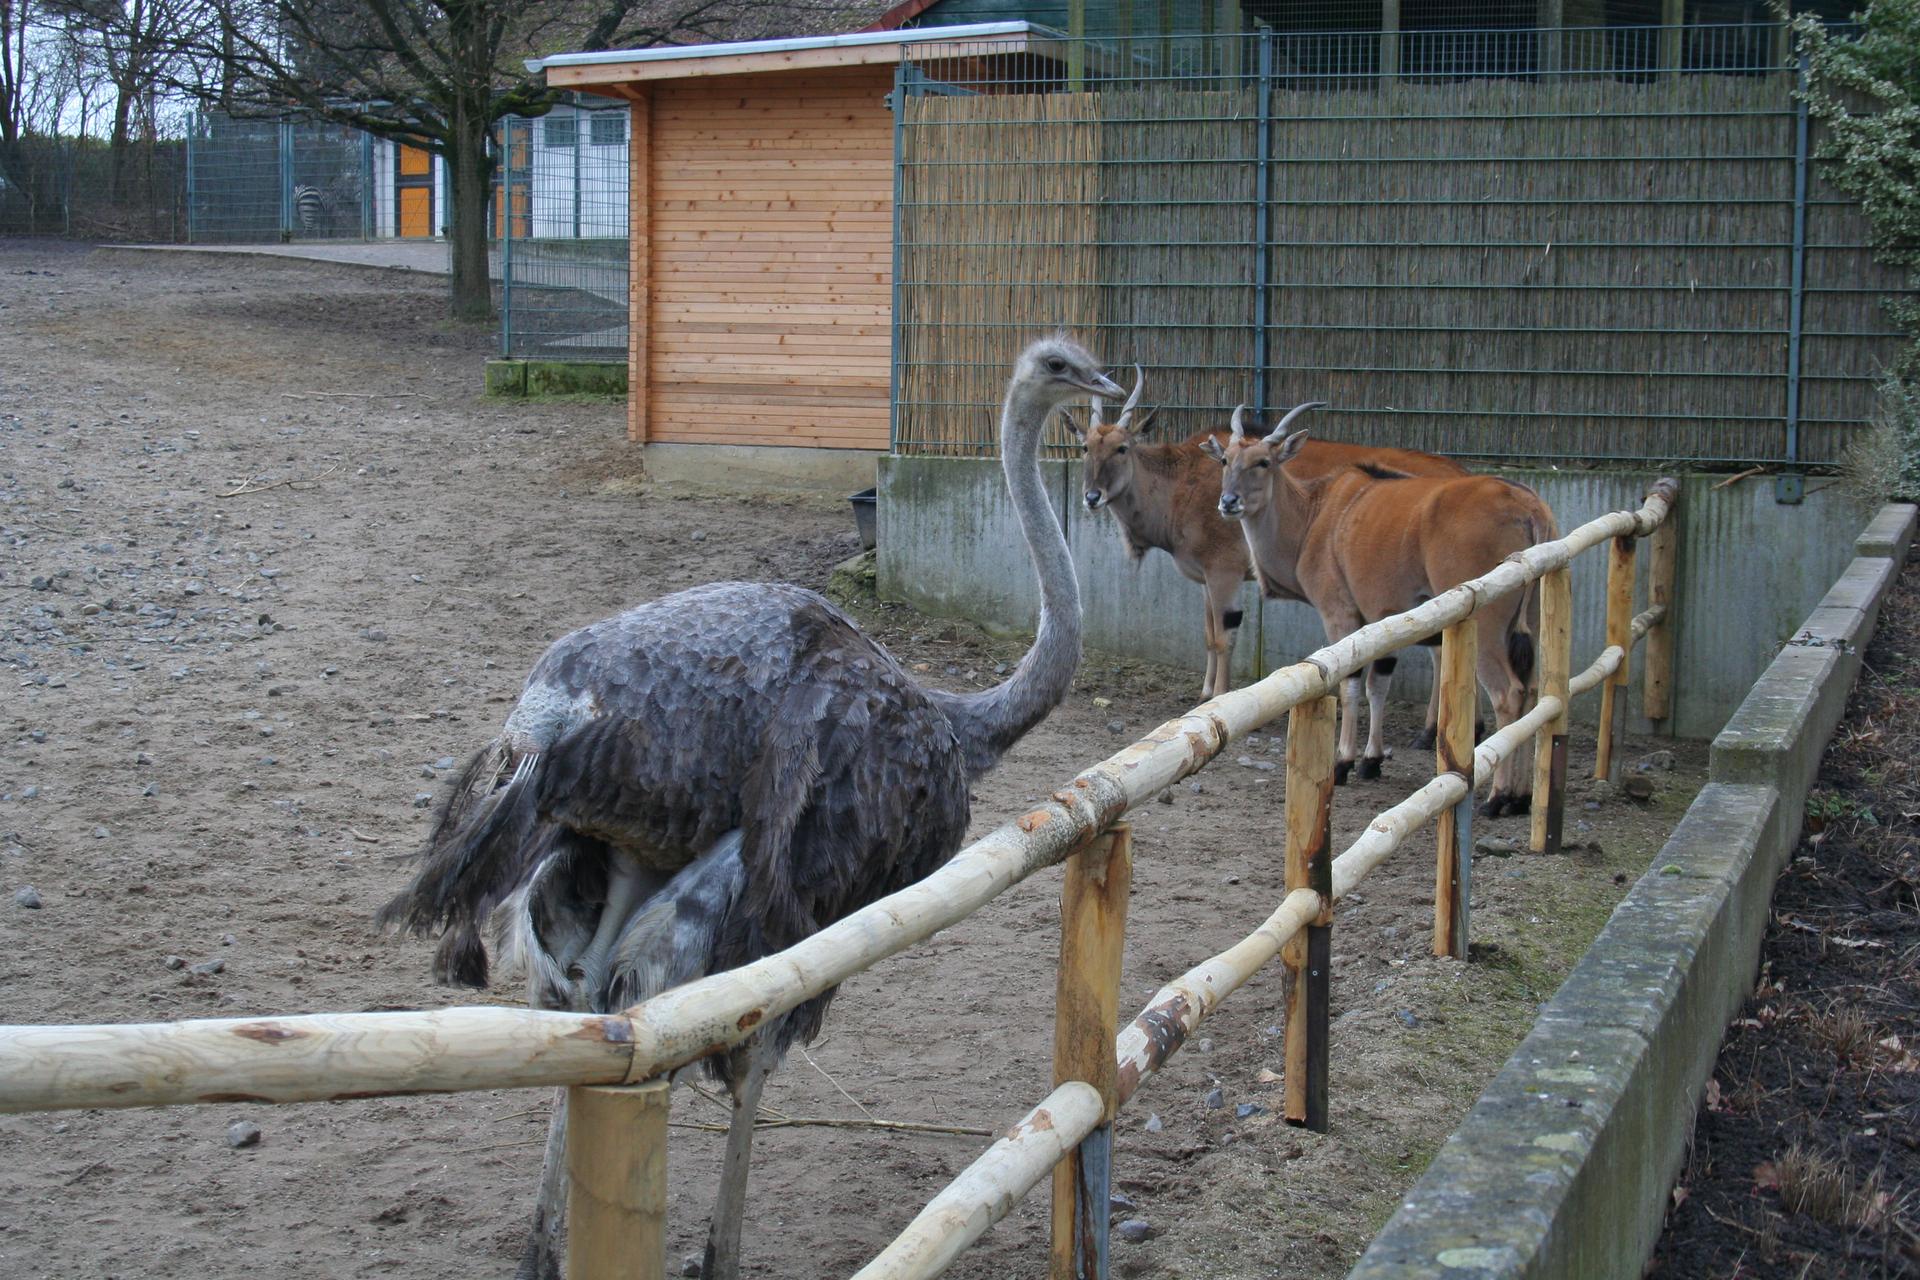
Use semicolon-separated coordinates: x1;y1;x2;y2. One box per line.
1768;1141;1891;1231
1799;1001;1880;1068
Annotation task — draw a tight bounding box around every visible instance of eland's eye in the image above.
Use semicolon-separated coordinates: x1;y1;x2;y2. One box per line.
1254;459;1270;469
1115;445;1128;455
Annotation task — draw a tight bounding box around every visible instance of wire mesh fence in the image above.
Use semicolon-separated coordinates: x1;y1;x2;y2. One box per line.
892;24;1908;467
186;112;376;243
497;102;631;361
0;130;188;240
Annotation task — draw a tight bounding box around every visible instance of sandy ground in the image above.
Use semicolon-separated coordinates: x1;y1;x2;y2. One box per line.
0;240;1705;1280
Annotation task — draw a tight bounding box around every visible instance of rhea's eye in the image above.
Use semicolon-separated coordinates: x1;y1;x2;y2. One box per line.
1045;357;1066;374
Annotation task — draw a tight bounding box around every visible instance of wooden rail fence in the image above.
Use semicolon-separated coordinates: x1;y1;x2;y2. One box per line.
0;479;1680;1280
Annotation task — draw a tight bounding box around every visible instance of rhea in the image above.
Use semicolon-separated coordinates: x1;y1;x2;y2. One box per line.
379;336;1121;1280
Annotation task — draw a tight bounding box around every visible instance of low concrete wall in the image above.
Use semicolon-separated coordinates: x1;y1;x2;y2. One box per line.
1345;503;1915;1280
648;443;881;496
877;457;1873;740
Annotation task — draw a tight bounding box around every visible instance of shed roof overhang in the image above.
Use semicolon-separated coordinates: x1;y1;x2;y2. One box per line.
531;21;1050;95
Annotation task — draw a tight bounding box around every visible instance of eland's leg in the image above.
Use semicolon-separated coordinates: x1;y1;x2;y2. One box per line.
1357;657;1394;779
702;1035;775;1280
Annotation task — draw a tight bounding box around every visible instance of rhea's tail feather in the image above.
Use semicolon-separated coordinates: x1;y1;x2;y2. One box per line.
376;740;548;988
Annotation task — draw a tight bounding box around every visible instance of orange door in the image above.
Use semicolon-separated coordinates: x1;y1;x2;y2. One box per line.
395;143;434;237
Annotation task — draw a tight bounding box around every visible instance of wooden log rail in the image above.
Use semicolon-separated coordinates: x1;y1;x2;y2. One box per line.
857;605;1669;1280
0;480;1679;1280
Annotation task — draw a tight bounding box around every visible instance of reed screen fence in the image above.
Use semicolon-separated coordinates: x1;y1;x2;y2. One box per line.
891;25;1907;468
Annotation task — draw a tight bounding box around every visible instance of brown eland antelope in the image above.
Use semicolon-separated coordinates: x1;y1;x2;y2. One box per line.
1206;404;1557;816
1074;369;1467;706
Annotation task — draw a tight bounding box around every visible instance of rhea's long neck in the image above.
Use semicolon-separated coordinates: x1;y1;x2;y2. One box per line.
932;381;1083;779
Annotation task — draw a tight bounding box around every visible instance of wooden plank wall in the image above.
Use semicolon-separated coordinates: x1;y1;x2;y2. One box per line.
642;67;895;449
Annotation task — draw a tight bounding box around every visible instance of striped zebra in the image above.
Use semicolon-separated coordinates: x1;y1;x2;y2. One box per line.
292;183;330;233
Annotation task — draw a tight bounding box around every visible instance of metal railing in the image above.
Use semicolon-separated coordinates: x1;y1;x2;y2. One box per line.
0;478;1679;1278
497;104;632;361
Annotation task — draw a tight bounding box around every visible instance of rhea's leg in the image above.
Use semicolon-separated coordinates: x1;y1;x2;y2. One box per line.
702;1035;775;1280
514;1088;570;1280
568;854;649;1006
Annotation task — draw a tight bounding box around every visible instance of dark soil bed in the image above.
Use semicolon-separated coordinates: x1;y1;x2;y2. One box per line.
1648;561;1920;1278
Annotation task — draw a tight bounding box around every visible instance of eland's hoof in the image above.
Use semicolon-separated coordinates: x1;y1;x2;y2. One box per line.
1477;791;1531;819
1411;727;1436;751
1356;755;1384;780
1334;760;1353;786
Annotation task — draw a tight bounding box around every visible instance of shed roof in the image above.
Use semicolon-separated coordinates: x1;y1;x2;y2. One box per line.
533;20;1050;90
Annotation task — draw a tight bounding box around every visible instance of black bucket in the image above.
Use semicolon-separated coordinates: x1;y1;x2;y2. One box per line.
849;487;877;550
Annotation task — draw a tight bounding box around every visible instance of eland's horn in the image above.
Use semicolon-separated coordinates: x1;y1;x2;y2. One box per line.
1230;404;1252;441
1115;365;1145;429
1263;400;1328;443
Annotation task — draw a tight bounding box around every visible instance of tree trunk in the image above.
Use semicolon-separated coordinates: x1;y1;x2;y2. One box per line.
109;88;134;204
446;103;494;322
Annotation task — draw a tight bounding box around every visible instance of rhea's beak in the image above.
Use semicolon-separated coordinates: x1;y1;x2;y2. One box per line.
1080;371;1124;399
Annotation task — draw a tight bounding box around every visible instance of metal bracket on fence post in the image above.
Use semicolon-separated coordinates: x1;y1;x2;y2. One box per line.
1284;694;1336;1132
1530;565;1573;855
1435;617;1476;961
1050;823;1131;1280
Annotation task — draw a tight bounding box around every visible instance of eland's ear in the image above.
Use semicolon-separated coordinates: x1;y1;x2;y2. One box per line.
1130;407;1159;438
1273;428;1311;464
1198;435;1227;463
1057;408;1088;443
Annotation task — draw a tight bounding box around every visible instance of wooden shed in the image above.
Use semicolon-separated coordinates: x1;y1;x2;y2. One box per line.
535;23;1054;484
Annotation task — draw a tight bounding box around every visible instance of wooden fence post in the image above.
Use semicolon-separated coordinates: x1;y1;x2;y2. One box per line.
1594;535;1637;781
1435;617;1476;960
1530;566;1573;854
1643;513;1678;724
1050;822;1132;1280
566;1079;670;1280
1283;695;1337;1132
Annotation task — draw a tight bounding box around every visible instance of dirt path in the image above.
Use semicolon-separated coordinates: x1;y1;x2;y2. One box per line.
0;240;1702;1280
1649;563;1920;1278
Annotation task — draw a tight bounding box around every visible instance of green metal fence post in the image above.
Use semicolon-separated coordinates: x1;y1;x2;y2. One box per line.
889;57;909;454
501;121;514;358
278;121;293;239
1253;28;1273;419
1780;47;1810;500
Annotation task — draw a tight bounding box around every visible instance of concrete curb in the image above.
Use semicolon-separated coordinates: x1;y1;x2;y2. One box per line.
1347;502;1913;1280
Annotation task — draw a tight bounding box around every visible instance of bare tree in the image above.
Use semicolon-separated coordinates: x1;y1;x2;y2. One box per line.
94;0;874;320
66;0;194;198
